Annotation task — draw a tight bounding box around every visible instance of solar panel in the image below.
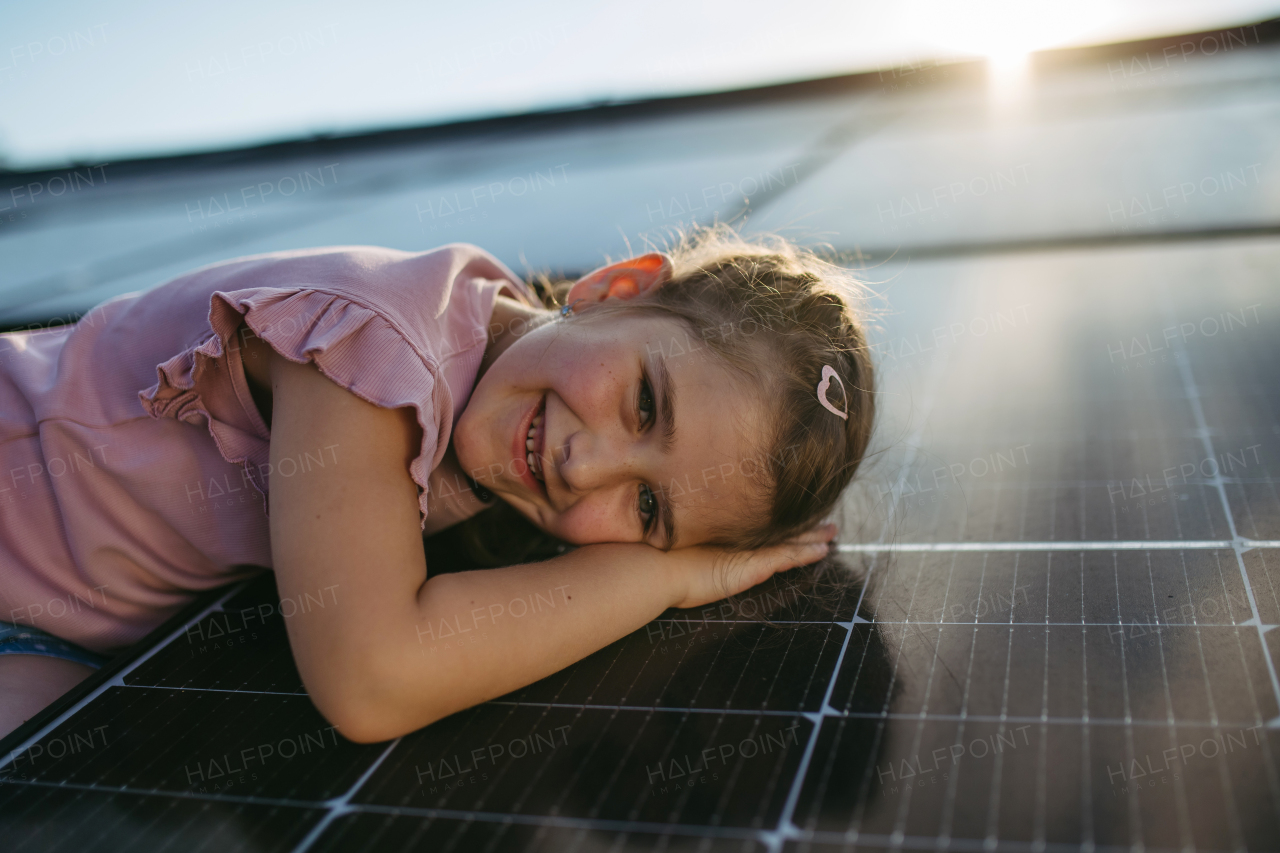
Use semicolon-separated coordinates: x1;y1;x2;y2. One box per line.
3;27;1279;853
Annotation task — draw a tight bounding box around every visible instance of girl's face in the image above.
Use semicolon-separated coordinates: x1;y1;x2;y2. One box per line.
454;308;767;550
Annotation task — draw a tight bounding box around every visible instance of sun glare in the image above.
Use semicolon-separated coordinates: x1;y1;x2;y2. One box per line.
985;48;1031;110
912;0;1112;109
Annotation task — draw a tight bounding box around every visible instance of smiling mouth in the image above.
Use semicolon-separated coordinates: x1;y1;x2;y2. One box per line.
524;396;546;483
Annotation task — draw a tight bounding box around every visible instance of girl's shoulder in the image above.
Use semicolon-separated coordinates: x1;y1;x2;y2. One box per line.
137;243;537;526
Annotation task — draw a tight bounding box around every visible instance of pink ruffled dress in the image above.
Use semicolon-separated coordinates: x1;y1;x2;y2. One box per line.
0;244;537;653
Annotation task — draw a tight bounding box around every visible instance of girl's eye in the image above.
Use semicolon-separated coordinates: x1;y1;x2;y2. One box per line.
637;372;658;534
638;483;656;532
638;376;655;428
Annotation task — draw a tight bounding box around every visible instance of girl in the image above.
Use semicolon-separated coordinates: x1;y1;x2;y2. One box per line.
0;226;874;742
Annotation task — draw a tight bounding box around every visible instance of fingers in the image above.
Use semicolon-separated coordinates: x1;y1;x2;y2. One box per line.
712;541;822;599
668;525;837;609
797;539;831;564
712;542;823;600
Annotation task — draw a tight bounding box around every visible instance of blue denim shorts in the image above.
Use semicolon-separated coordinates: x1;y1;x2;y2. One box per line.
0;620;111;669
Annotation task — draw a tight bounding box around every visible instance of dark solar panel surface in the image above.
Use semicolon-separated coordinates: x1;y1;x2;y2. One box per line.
2;30;1280;853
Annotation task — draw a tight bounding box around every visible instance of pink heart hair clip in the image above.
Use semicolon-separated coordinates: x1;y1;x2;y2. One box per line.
816;365;848;420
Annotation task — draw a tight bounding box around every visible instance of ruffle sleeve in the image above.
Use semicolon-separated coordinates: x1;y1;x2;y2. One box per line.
139;286;444;525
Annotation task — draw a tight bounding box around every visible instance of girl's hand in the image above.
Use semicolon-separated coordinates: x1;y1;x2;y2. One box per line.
663;523;837;610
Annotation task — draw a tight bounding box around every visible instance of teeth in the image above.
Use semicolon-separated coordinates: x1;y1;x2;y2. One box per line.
525;399;547;484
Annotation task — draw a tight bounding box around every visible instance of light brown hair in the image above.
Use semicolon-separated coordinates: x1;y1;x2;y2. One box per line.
610;224;876;549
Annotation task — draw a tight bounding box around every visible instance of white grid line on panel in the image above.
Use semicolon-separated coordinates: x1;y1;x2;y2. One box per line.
0;583;248;775
9;774;1219;852
768;300;951;852
1167;342;1280;839
1170;326;1280;708
1147;551;1203;848
838;540;1280;552
291;737;404;853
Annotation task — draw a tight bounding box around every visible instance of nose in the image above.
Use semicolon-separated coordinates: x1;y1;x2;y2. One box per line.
557;427;641;496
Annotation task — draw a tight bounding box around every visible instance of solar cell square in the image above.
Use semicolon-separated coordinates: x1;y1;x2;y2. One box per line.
1243;549;1280;624
124;573;305;693
309;814;770;853
353;705;811;828
1228;481;1280;541
0;785;321;853
793;718;1280;849
773;840;896;845
830;615;1277;724
6;687;384;800
878;481;1233;544
503;621;844;713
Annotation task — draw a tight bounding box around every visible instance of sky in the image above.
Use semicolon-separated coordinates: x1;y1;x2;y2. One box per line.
1;0;1277;170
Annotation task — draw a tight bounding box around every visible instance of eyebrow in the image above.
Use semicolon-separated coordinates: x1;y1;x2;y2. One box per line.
650;352;678;549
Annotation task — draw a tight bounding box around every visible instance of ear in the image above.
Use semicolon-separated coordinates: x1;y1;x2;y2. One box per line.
563;252;672;308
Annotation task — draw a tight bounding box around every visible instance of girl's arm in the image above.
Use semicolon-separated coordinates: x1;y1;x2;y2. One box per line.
264;352;831;744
